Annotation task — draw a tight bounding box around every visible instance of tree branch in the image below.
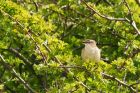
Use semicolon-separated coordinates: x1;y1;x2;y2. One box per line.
123;0;140;35
43;43;91;91
8;48;31;65
57;65;138;93
130;80;140;87
0;54;36;93
30;0;39;12
6;47;47;91
81;0;127;21
0;80;16;93
0;9;47;64
27;31;48;64
135;0;140;6
81;0;140;35
102;72;137;93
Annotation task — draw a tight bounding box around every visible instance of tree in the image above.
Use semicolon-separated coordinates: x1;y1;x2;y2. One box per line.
0;0;140;92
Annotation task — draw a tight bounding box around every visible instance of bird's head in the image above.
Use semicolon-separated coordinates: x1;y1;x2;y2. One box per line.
83;39;97;47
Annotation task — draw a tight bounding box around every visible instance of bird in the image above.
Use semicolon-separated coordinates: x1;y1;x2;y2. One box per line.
81;39;101;62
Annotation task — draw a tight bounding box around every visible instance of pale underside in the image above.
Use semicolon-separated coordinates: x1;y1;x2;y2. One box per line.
81;44;100;62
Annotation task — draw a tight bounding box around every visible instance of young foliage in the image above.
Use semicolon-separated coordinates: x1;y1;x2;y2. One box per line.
0;0;140;92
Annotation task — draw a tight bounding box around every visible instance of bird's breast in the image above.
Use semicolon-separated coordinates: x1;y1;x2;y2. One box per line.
81;45;100;62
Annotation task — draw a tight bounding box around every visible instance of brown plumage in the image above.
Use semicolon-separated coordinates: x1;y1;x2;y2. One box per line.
81;39;100;62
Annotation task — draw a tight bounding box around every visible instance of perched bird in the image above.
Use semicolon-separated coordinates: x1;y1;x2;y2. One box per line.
81;39;101;62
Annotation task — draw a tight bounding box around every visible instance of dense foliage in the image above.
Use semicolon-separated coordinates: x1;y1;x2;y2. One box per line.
0;0;140;93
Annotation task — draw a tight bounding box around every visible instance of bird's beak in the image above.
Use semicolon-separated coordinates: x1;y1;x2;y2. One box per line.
82;40;89;44
82;41;87;44
82;41;85;43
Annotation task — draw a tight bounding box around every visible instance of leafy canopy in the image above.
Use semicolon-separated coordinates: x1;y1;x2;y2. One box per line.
0;0;140;93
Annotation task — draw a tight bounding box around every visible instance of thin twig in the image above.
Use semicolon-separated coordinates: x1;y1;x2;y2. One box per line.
30;0;39;12
130;80;140;87
0;80;16;93
135;0;140;6
123;0;140;35
58;65;82;68
121;0;140;57
43;44;62;65
28;31;47;64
